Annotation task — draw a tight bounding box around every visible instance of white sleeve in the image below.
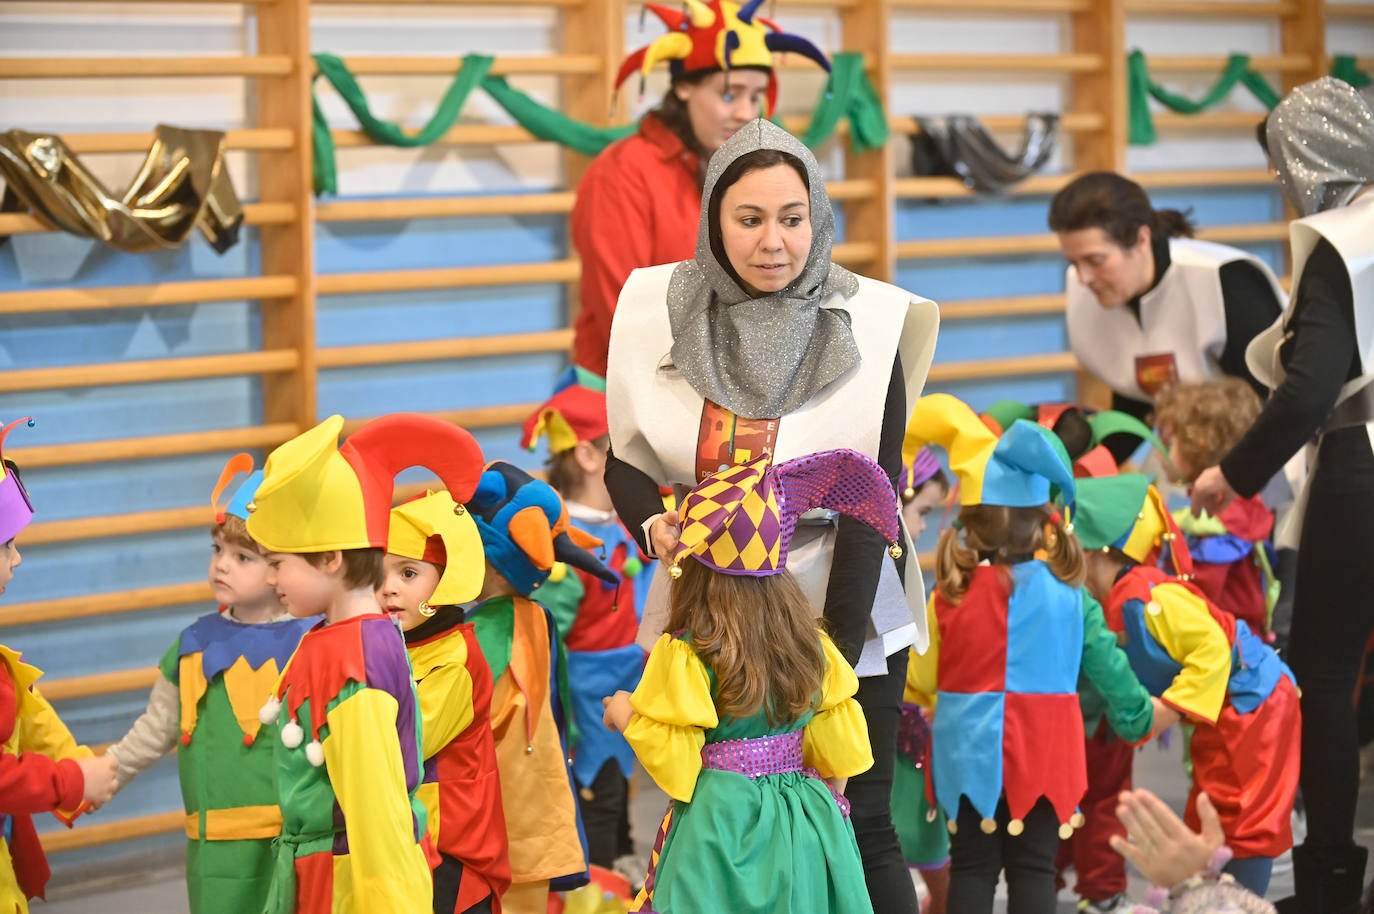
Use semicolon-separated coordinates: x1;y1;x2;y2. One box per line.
108;677;180;790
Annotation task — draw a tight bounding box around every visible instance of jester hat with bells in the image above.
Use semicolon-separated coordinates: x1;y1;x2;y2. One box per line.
978;400;1172;480
0;418;35;544
669;448;902;580
1071;474;1195;579
520;371;608;457
617;0;831;117
387;490;485;615
209;452;263;524
467;461;616;597
245;413;485;554
904;393;1077;512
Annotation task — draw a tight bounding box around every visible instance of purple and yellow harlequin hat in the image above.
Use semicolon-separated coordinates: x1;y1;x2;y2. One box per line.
0;418;35;544
669;448;902;578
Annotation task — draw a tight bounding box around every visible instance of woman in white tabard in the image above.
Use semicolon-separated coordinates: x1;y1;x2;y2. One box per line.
1049;172;1285;460
604;118;939;914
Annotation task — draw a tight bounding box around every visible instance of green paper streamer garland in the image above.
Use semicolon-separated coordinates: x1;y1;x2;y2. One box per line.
1128;50;1279;146
310;51;887;196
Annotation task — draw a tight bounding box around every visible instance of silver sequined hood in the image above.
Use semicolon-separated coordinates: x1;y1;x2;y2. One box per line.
664;119;861;420
1267;77;1374;217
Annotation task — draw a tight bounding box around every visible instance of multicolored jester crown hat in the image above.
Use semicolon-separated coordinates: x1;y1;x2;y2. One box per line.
1071;473;1194;578
520;367;608;456
245;413;485;554
388;490;485;610
903;393;1077;509
467;461;617;597
0;418;35;545
670;448;901;578
617;0;832;116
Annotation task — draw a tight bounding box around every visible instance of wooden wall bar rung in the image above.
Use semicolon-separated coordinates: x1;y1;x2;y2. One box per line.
927;351;1080;383
887;113;1105;135
1123;1;1300;16
317;193;575;222
895;174;1070;199
0;201;295;238
23;506;211;547
41;812;184;855
1135;168;1275;188
940;294;1067;321
8;424;298;470
318;329;573;368
897;222;1287;259
338;55;601;76
890;0;1091;11
318;0;590;6
0;583;212;630
4;351;300;394
0;56;295;80
60;129;295;155
1152;111;1272;130
832;241;879;265
42;668;160;703
316;260;579;295
1326;4;1374;18
0;276;297;315
339;401;545;436
330;124;530;148
889;53;1104;73
1146;54;1313;73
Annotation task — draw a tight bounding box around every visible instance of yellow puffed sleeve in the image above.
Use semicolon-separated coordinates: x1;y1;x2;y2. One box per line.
1142;583;1232;725
623;634;718;803
904;595;941;707
802;635;873;780
410;641;475;761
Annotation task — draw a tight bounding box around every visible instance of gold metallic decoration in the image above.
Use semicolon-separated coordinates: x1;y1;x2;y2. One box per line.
903;487;916;500
454;504;466;516
1070;812;1086;829
925;808;938;823
418;601;436;618
245;501;258;514
889;543;903;559
946;819;958;836
669;563;684;580
979;817;997;835
1058;823;1074;840
1006;818;1025;837
0;125;243;254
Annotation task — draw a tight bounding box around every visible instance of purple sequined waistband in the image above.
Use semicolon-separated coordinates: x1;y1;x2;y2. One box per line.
700;731;804;778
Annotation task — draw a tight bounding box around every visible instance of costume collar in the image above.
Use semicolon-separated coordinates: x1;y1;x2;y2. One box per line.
1126;232;1172;322
403;604;467;646
642;112;696;165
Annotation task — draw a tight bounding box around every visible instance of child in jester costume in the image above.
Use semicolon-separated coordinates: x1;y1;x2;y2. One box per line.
108;454;316;914
463;460;616;914
904;394;1159;914
0;418;117;913
1073;473;1301;897
521;371;653;884
247;413;491;914
382;489;512;914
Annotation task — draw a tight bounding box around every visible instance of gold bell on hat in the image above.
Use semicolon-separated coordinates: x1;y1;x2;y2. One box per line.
669;563;683;580
888;542;903;559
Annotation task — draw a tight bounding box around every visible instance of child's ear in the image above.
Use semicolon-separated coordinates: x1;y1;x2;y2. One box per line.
319;550;344;576
572;440;601;474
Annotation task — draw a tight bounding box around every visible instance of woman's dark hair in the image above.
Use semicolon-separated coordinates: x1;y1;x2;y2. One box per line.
1048;171;1197;248
706;148;810;286
1255;116;1271;158
655;74;716;162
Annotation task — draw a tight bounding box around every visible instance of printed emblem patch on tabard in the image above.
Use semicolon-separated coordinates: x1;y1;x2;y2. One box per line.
1134;352;1180;397
694;400;779;482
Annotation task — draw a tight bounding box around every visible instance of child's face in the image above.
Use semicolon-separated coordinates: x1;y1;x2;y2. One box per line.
0;539;20;596
378;554;443;631
1167;440;1197;483
264;552;335;619
209;529;275;611
901;482;949;542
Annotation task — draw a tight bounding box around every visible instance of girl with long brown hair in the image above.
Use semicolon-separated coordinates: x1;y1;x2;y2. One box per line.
903;394;1161;914
602;448;904;914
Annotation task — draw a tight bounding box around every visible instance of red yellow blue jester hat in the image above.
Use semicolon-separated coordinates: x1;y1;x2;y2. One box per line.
1071;473;1195;578
520;369;609;456
669;448;902;578
617;0;832;117
245;413;485;554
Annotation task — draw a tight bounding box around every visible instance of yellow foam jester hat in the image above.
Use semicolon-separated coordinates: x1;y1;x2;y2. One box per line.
387;490;485;611
246;413;485;554
904;393;1077;508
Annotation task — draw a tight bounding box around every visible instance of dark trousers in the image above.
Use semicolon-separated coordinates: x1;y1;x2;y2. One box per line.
849;650;921;914
577;760;634;868
1288;430;1374;852
1055;727;1132;902
948;797;1060;914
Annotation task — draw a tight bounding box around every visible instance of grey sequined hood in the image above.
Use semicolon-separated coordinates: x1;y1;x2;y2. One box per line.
1267;77;1374;217
664;119;861;420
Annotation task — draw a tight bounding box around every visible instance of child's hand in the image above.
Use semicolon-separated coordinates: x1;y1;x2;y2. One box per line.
602;691;634;733
1148;697;1181;739
1189;467;1237;518
650;511;681;565
1110;789;1225;888
77;754;119;807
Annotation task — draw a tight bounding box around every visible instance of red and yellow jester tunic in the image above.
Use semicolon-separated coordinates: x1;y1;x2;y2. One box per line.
1102;565;1300;858
908;561;1154;830
405;607;512;914
264;614;433;914
0;645;90;912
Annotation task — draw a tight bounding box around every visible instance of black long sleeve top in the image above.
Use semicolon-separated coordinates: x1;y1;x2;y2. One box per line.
1103;234;1284;462
605;356;907;666
1220;238;1361;498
